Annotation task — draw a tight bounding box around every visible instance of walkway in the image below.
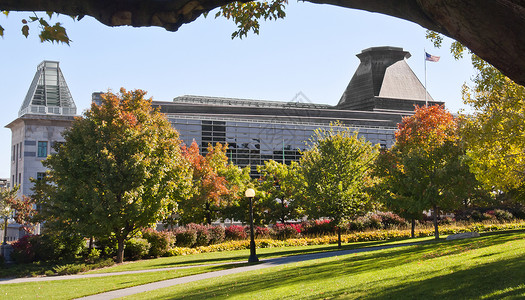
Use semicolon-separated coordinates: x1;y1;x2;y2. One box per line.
78;242;422;300
0;241;423;299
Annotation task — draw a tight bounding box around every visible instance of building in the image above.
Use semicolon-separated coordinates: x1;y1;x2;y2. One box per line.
153;46;442;175
5;46;441;237
6;61;77;199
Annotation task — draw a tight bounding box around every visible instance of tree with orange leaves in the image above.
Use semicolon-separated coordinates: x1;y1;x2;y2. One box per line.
179;141;231;225
374;105;481;239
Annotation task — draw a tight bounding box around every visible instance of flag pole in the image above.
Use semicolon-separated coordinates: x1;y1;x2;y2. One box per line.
424;49;428;107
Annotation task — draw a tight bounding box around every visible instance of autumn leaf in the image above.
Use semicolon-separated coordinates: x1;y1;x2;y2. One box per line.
21;24;29;37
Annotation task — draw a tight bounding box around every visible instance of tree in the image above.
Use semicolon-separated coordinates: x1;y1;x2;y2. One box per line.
34;88;191;263
256;160;304;224
462;58;525;194
373;151;426;238
179;141;230;224
219;158;253;224
376;105;479;239
2;1;525;85
0;186;17;230
300;124;379;247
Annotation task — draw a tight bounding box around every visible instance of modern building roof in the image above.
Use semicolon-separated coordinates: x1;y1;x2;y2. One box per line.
337;46;441;111
18;61;77;117
172;95;332;110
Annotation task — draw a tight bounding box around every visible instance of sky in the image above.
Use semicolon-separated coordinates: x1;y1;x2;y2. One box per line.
0;2;476;178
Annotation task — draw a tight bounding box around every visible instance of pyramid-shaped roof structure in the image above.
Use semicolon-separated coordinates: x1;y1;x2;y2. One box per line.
337;47;441;111
18;61;76;117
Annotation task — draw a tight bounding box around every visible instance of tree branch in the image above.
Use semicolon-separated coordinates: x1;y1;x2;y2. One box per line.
2;0;525;85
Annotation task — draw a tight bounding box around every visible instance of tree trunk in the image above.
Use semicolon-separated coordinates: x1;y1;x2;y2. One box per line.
337;227;342;248
116;236;125;263
205;202;212;225
433;205;439;240
411;218;415;238
88;236;94;251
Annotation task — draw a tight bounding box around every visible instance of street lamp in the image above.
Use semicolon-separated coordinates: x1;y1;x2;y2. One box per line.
2;204;9;246
2;204;10;259
245;188;258;263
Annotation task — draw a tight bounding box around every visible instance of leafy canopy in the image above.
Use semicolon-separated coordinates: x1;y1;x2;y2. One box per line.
300;123;379;225
34;88;191;262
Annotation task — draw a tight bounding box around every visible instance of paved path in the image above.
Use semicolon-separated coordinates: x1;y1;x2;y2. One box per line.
76;241;422;300
0;261;240;285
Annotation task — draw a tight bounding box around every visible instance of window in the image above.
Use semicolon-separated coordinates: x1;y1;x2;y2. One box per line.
36;172;46;181
37;141;48;157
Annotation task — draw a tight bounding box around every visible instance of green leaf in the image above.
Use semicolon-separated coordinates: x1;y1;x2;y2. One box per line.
2;11;8;17
39;18;50;27
0;25;4;37
46;11;54;19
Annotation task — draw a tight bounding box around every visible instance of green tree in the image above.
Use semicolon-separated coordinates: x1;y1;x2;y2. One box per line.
256;160;304;224
462;59;525;194
375;105;479;239
34;88;191;263
219;159;253;224
0;186;17;231
373;151;426;238
300;124;379;247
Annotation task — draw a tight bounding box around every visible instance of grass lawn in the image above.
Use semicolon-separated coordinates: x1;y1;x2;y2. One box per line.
86;236;434;274
0;237;431;299
0;264;245;299
124;230;525;299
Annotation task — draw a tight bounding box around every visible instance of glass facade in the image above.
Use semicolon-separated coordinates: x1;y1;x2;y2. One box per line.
19;61;76;117
168;115;395;176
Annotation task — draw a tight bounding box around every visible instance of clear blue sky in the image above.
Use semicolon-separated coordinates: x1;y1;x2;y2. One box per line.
0;2;475;178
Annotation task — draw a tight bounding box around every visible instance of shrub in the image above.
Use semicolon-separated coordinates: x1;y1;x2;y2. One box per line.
376;212;407;229
86;248;101;263
53;263;88;275
367;214;383;229
348;218;366;232
11;235;35;263
225;225;248;240
302;220;336;235
142;229;172;257
482;212;496;221
28;234;58;262
439;216;454;225
28;233;85;262
124;238;150;260
187;224;211;246
272;223;301;240
208;226;225;244
255;226;271;238
493;209;514;222
96;236;118;258
175;228;197;247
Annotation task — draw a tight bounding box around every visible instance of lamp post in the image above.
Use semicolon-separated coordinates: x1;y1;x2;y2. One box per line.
245;188;258;263
2;204;10;259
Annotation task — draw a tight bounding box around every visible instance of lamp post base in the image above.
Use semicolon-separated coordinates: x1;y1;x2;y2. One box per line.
248;254;259;263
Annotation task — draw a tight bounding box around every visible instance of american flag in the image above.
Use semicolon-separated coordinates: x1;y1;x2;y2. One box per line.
425;52;440;62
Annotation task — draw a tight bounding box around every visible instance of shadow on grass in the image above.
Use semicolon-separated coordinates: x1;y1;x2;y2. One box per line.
363;253;525;299
143;230;525;300
150;239;426;268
